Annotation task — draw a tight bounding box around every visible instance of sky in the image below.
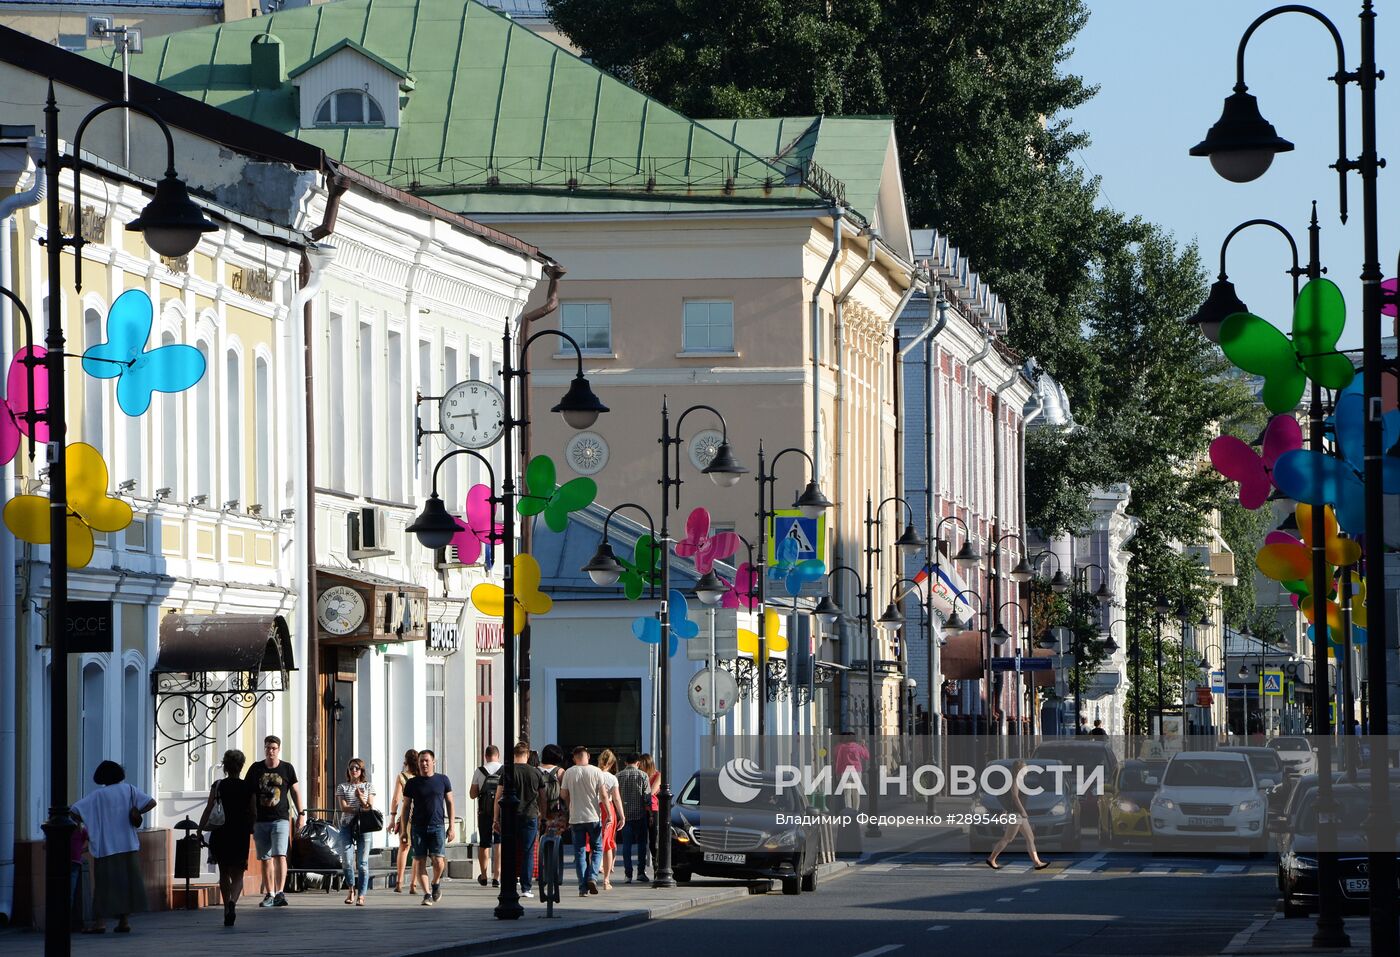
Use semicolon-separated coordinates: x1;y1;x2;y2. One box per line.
1065;1;1400;350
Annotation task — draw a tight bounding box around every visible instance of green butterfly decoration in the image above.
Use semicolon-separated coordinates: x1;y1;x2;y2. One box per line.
518;454;598;532
1219;277;1355;414
618;535;662;601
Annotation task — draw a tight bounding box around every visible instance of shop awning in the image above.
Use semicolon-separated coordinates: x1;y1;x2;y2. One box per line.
152;613;295;674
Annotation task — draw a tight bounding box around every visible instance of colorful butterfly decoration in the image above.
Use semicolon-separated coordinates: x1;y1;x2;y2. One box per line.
82;289;206;416
3;442;133;568
674;507;740;574
768;536;826;597
1209;414;1302;509
632;588;700;657
738;609;787;661
1254;504;1358;629
1219;277;1355;414
718;562;760;611
0;345;48;466
449;484;503;566
1272;380;1400;536
517;454;597;533
470;553;552;635
618;535;662;601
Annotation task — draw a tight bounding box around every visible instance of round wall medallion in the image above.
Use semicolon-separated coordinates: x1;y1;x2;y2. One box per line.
565;431;609;475
689;429;725;471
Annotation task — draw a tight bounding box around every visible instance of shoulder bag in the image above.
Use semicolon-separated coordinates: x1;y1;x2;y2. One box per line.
206;780;226;829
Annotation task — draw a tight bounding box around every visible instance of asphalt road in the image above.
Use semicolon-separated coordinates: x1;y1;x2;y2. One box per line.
500;851;1278;957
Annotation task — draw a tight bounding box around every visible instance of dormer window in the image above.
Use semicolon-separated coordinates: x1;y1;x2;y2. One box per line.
314;89;385;127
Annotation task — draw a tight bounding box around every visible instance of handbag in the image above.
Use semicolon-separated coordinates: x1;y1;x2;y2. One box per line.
207;781;226;829
127;785;143;829
354;809;384;834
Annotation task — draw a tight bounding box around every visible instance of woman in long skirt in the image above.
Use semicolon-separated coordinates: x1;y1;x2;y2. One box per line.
71;761;156;933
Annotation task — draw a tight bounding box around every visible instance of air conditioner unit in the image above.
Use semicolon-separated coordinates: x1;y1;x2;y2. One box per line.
348;506;393;560
433;544;470;569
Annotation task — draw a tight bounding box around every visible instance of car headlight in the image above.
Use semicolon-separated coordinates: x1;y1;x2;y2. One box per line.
1238;799;1263;813
1152;797;1175;811
1049;801;1067;816
671;826;690;844
1295;855;1318;870
1116;799;1140;814
763;829;799;850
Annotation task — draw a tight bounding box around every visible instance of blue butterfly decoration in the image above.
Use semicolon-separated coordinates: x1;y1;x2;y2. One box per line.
631;588;700;657
1306;624;1366;647
768;536;826;597
1272;380;1400;536
82;289;207;416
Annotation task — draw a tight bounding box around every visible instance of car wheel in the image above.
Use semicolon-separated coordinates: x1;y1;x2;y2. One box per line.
782;875;802;896
1283;897;1309;919
801;867;818;893
674;868;691;884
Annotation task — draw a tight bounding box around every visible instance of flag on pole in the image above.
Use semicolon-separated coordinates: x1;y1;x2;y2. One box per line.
896;561;972;625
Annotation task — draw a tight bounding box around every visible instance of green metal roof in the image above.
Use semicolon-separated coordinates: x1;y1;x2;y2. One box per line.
285;38;413;83
81;0;893;222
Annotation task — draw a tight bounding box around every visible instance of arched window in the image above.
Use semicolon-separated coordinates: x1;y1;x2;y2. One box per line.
83;307;105;448
226;349;242;504
195;341;212;498
255;356;271;511
314;89;385;127
161;333;180;497
81;662;105;796
123;662;142;774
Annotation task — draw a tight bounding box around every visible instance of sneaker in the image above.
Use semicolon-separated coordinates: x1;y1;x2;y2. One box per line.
421;894;433;906
259;894;274;908
273;893;288;907
637;872;650;883
521;890;534;899
579;888;589;897
491;878;500;888
586;880;599;895
431;883;441;902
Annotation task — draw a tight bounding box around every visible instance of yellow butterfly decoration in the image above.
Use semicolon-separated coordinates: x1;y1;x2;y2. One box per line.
4;443;133;568
737;609;786;662
471;553;552;635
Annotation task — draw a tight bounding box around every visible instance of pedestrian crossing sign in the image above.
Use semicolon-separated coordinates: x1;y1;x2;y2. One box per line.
767;510;826;565
1261;670;1284;697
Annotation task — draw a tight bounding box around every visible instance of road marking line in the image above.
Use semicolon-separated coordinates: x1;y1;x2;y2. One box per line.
851;946;904;957
1214;864;1246;873
1022;888;1039;893
965;907;985;913
927;925;949;932
863;864;900;872
996;897;1014;902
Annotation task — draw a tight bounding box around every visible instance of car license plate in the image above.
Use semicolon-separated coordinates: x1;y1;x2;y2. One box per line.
703;852;745;864
1187;817;1222;827
1345;878;1369;893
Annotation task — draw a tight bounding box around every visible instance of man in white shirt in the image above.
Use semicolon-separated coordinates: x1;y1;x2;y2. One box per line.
560;746;606;896
469;746;503;888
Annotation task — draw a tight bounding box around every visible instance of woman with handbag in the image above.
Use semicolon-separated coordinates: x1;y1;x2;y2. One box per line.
387;749;423;895
199;750;255;927
336;758;377;905
70;760;156;934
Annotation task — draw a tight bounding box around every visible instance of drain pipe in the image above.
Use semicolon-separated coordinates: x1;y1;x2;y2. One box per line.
991;357;1021;732
0;134;43;927
1020;380;1045;537
809;207;842;480
877;259;921;518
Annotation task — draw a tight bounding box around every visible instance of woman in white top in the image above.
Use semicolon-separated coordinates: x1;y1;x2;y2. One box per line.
335;758;376;905
596;749;626;890
71;760;156;933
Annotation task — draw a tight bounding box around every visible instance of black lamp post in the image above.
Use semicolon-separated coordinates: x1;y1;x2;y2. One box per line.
653;402;745;886
35;85;216;957
931;515;981;736
409;327;606;920
890;577;927;737
1192;5;1391;946
752;445;830;742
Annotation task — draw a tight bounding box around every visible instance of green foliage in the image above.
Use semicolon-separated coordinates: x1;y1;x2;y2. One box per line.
1124;635;1201;736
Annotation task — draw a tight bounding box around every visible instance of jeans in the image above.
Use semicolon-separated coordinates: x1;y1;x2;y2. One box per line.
340;827;371;895
570;821;602;890
619;819;647;878
514;817;539;893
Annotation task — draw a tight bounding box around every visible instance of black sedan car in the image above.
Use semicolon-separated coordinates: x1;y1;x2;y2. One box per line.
670;769;822;896
1277;784;1400;918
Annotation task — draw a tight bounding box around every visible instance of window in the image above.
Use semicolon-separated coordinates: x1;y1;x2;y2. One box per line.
426;662;445;761
123;663;142;773
560;302;612;353
359;323;374;494
476;660;493;762
443;347;459;501
226;350;241;504
314;90;385;127
161;333;180;497
682;300;734;353
327;314;345;488
83;308;105;448
555;678;642;755
195;342;212;498
57;34;87;52
387;331;404;501
255;357;271;510
418;339;432;499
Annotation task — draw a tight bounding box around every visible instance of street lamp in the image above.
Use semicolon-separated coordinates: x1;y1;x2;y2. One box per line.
409;326;605;920
33;86;217;957
581;503;658;588
653;402;743;887
1193;5;1390;946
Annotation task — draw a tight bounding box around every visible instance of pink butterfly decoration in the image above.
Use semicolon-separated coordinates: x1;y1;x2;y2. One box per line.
1209;414;1302;509
0;346;49;466
719;562;759;611
674;506;740;574
450;484;503;565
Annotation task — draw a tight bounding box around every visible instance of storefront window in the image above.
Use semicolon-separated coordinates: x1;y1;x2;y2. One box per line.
426;662;445;760
556;678;641;755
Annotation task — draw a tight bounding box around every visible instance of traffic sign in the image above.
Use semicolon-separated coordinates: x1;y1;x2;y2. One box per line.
990;657;1053;672
767;510;826;565
687;666;739;718
1261;670;1284;697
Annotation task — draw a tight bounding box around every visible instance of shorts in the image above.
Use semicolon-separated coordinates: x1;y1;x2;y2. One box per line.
254;819;290;860
478;816;499;847
411;825;447;859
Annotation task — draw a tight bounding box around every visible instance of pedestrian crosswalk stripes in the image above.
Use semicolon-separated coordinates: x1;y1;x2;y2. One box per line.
876;854;1273;877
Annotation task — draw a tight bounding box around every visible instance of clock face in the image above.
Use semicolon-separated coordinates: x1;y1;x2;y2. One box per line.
440;380;505;450
317;585;366;636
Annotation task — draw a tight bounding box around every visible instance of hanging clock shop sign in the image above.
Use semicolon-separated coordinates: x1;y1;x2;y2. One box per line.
441;379;506;449
317;585;367;637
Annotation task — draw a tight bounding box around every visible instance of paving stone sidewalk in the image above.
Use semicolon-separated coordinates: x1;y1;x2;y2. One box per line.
1221;915;1371;954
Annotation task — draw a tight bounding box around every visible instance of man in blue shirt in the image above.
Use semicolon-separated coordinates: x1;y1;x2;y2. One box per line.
403;750;455;905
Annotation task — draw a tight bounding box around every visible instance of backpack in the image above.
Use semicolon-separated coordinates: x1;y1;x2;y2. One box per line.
477;765;501;808
541;766;564;815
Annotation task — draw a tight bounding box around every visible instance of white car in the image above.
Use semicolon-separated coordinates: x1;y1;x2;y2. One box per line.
1267;736;1317;777
1150;751;1267;849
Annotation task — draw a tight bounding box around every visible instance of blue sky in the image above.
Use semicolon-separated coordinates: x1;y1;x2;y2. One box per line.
1066;1;1399;349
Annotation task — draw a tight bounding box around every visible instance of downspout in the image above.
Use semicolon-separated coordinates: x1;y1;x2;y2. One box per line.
300;171;347;811
514;260;564;743
809;207;842;482
0;134;44;927
878;258;919;517
1020;386;1044;535
991;356;1020;733
920;289;948;746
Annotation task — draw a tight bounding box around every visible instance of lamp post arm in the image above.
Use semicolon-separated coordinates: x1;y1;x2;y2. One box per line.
521;327;587;378
668;403;731;509
428;447;497;501
71;98;179;174
876;494;915;525
599;502;657;545
1219;219;1304;298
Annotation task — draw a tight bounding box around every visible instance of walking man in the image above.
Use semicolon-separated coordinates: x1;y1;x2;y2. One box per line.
469;745;502;888
561;746;606;896
245;735;304;907
494;742;545;899
403;749;455;906
615;754;650;883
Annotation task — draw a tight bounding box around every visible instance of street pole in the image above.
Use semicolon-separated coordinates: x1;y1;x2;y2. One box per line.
863;494;880;837
493;321;523;920
656;400;676;886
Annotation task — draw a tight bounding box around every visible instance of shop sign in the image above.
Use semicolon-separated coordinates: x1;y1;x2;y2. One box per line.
476;620;503;653
232;266;275;301
65;600;114;654
58;202;107;245
429;620;461;657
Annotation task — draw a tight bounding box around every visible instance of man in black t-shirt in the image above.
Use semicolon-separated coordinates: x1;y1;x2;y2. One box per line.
244;735;304;907
493;742;547;898
403;749;455;905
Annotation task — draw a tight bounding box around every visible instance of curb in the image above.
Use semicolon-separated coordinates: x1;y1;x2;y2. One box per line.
392;861;853;957
1220;917;1271;955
